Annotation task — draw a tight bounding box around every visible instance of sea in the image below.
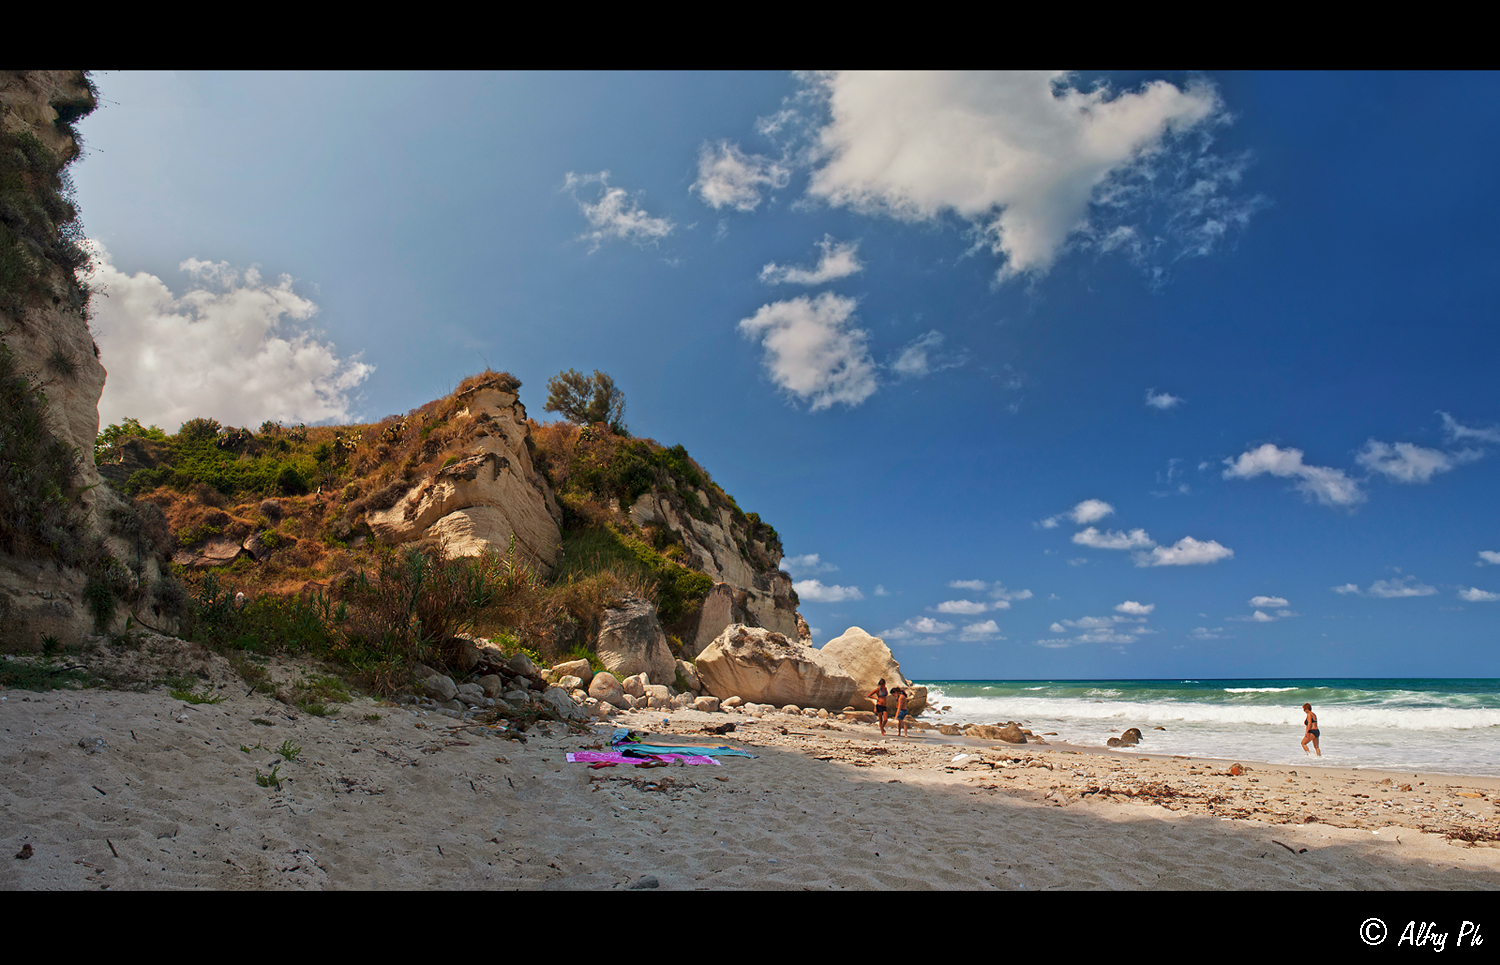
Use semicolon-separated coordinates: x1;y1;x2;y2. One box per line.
917;679;1500;778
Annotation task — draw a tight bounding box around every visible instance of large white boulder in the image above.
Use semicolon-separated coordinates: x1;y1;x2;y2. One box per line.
596;599;677;684
694;624;858;712
820;627;927;714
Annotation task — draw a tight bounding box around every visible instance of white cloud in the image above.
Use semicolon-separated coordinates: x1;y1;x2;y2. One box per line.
991;585;1032;602
1135;536;1234;567
1368;577;1437;599
1115;600;1155;615
1439;411;1500;445
933;599;996;615
798;72;1234;280
1189;627;1226;640
1073;526;1154;550
891;330;966;379
1458;587;1499;602
874;585;889;596
87;242;372;430
1332;584;1362;595
793;579;864;603
563;171;675;251
1145;388;1183;410
1356;440;1481;483
1070;499;1115;525
882;616;955;641
783;553;838;576
1479;551;1500;566
760;235;863;285
1222;444;1365;508
960;620;1002;641
738;293;878;410
1249;595;1288;608
1249;610;1274;622
948;579;989;591
693;140;790;212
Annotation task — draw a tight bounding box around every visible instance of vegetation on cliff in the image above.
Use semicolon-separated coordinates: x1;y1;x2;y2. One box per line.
88;369;783;699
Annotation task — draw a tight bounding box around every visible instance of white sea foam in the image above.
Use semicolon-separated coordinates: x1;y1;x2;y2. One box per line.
921;687;1500;775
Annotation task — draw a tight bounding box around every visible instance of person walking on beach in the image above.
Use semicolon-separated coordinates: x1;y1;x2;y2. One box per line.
1301;702;1321;756
868;679;890;735
892;687;910;738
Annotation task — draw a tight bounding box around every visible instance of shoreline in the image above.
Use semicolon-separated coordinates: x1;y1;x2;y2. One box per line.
4;673;1498;889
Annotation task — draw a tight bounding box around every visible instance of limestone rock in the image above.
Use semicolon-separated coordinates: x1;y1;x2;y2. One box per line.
596;599;676;683
588;672;627;709
820;627;927;715
694;624;858;712
549;659;594;687
365;381;562;572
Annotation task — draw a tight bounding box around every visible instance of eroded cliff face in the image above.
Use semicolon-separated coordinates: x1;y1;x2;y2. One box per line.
367;379;563;572
0;71;169;647
627;488;802;655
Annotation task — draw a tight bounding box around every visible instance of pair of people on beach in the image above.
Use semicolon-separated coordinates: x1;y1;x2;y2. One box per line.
867;679;909;737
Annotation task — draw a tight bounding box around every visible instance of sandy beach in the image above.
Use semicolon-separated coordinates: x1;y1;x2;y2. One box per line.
4;646;1499;891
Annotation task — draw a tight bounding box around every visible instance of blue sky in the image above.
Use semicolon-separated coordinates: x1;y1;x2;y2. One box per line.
71;71;1500;679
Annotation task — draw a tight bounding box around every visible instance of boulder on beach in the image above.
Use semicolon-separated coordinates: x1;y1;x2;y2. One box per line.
819;627;926;714
596;598;676;683
694;624;858;712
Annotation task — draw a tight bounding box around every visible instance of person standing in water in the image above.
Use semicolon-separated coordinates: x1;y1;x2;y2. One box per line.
1301;702;1321;756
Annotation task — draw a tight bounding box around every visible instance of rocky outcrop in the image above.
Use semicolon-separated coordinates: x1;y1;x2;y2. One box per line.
367;379;562;571
628;493;800;648
694;624;857;712
820;627;927;715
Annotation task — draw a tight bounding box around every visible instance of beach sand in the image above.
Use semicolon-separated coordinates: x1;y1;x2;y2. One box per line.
4;649;1499;890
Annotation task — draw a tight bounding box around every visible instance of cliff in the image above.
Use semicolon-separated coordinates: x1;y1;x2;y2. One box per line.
1;70;176;647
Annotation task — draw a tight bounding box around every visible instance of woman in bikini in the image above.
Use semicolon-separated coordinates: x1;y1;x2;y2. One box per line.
867;679;889;735
1301;702;1321;756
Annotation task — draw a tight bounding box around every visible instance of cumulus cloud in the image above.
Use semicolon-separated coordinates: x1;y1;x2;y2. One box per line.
1135;536;1234;567
793;579;864;603
1458;587;1499;602
960;620;1002;641
1356;440;1481;483
1479;551;1500;566
1368;576;1437;598
948;579;989;591
1439;411;1500;445
563;171;675;251
796;72;1240;281
1116;600;1155;615
783;553;838;576
1042;499;1114;529
738;293;878;410
759;235;862;285
933;599;998;615
1073;527;1154;550
991;584;1033;602
881;616;955;642
1332;584;1362;595
1249;596;1288;608
692;140;790;212
86;243;372;430
890;330;966;379
1145;388;1183;410
1189;627;1226;640
1222;444;1365;508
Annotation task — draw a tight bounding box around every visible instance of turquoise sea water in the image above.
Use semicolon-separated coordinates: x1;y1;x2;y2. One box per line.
916;679;1500;777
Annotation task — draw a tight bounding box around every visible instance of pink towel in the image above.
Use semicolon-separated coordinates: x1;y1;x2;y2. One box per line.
567;751;719;766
